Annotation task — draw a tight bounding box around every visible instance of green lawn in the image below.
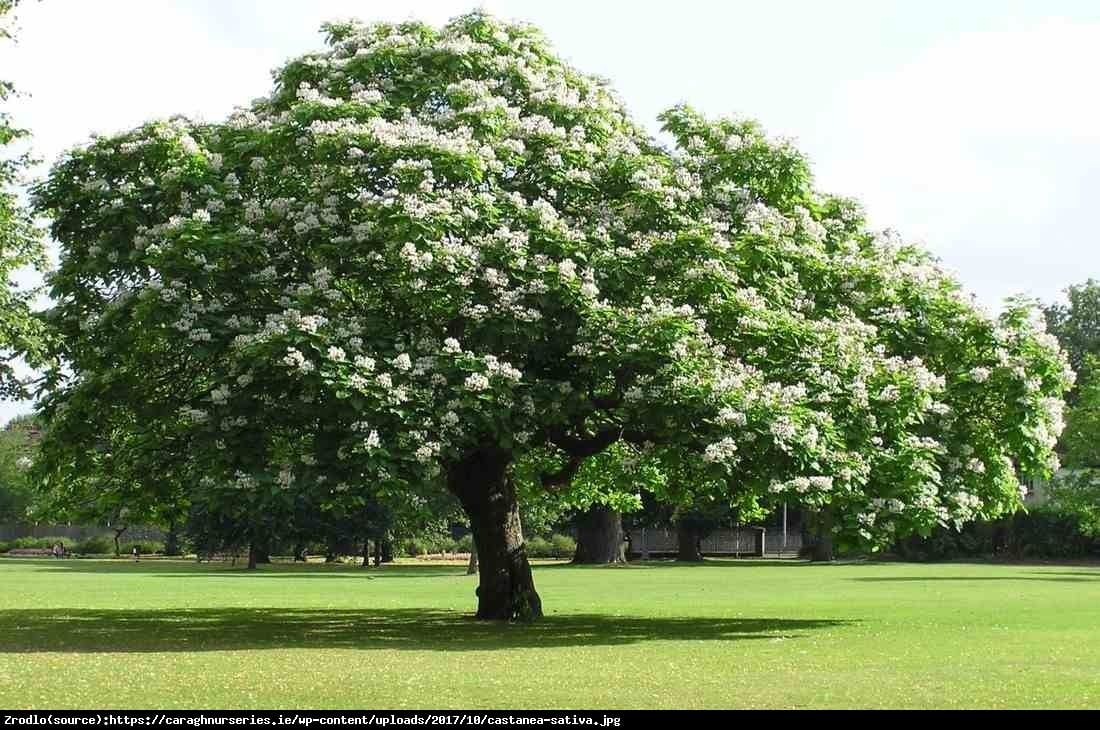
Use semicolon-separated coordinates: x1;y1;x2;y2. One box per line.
1;558;1099;709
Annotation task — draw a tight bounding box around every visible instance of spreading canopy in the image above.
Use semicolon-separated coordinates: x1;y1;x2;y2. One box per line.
32;11;1071;563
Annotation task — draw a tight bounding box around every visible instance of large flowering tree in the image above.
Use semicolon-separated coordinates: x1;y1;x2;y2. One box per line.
32;12;1070;620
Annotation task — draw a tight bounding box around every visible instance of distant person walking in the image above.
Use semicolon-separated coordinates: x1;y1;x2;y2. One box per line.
52;542;63;559
132;546;139;561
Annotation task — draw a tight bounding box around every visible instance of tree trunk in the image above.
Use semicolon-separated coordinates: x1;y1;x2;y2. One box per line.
165;523;180;556
373;539;382;567
113;527;127;558
253;538;271;564
811;508;835;562
361;540;371;568
992;520;1008;556
466;544;478;575
448;448;543;621
573;505;626;564
676;523;704;562
247;543;258;570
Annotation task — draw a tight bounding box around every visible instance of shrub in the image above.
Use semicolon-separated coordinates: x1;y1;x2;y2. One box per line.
8;536;76;551
304;541;334;557
453;534;475;554
550;533;577;558
891;507;1100;561
400;535;450;557
122;540;165;555
525;536;552;557
1004;508;1099;558
73;535;114;554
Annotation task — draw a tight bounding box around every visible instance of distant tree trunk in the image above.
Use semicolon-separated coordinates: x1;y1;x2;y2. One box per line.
253;537;271;564
449;448;542;621
811;508;835;562
247;543;258;570
992;520;1008;556
573;505;626;564
361;540;371;568
164;523;180;556
381;540;394;563
676;523;705;562
373;539;382;567
466;544;479;575
113;526;127;557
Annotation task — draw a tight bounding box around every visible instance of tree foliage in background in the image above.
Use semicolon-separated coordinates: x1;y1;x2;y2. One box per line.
1044;279;1100;399
31;11;1072;620
0;0;48;400
1047;354;1100;535
0;412;36;520
1042;282;1100;535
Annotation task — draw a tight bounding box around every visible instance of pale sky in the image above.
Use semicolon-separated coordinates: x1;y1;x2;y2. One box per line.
3;0;1100;424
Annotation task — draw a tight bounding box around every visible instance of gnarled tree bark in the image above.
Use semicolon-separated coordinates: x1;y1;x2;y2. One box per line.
448;448;542;621
573;505;626;564
112;526;128;558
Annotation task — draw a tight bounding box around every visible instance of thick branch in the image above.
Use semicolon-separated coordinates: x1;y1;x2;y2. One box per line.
540;427;622;488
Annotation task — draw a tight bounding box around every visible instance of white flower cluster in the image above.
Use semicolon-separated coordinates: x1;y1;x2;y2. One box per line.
703;437;738;464
283;348;314;373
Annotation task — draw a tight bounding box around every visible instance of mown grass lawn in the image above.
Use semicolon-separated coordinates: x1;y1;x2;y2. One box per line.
1;558;1099;709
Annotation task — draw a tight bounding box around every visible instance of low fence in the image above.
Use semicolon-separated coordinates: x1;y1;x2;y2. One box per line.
625;526;805;559
626;527;759;558
764;529;804;555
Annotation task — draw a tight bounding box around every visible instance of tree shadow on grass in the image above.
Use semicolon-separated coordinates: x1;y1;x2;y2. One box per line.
541;559;814;570
16;558;825;579
0;608;847;654
11;559;466;580
851;574;1100;584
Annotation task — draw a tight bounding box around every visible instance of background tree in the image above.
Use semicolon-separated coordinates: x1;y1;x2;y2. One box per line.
1047;354;1100;535
1044;279;1100;399
0;412;37;521
32;11;1071;621
0;0;48;401
638;449;768;563
515;443;656;564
